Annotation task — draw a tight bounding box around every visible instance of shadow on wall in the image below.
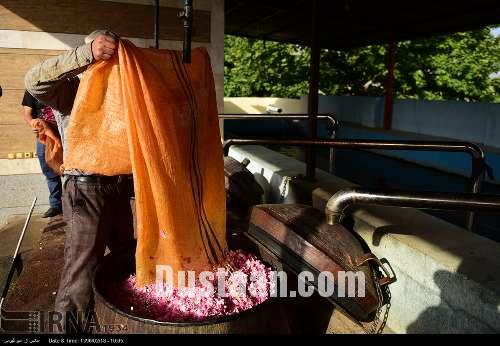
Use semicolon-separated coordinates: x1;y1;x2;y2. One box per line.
370;224;500;333
253;168;274;204
222;101;249;114
407;269;500;333
0;0;209;49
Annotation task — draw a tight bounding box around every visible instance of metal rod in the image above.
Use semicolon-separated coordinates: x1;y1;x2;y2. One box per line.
0;197;37;313
153;0;160;49
325;188;500;225
306;0;320;180
12;198;37;259
222;138;486;230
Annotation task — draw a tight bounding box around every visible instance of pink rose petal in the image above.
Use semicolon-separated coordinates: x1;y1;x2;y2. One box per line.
109;250;273;322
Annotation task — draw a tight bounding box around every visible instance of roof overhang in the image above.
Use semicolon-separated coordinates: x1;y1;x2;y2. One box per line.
225;0;500;50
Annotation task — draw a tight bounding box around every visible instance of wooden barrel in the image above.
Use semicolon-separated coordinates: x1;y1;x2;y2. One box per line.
92;247;291;334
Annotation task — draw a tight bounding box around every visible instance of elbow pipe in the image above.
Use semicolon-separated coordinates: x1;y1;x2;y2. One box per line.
325;188;500;225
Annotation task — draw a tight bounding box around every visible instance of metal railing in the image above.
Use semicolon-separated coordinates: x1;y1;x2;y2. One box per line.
325;188;500;227
219;113;339;172
222;138;487;231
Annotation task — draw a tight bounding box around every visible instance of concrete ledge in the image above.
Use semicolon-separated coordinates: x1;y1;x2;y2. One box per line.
0;173;50;226
228;145;500;333
0;159;42;176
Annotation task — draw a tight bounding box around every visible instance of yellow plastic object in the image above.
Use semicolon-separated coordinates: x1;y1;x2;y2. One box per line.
64;40;227;286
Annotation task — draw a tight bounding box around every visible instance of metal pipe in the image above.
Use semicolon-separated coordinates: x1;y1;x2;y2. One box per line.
325;188;500;225
178;0;193;63
153;0;160;49
219;114;339;172
222;138;486;230
306;0;320;180
223;138;485;162
218;113;338;131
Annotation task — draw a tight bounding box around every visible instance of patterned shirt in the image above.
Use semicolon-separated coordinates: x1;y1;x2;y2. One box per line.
21;90;58;125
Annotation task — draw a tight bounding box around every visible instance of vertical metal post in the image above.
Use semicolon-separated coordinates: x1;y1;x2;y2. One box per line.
153;0;160;49
383;41;396;130
178;0;193;63
182;0;193;63
329;128;336;173
466;156;485;230
306;0;320;180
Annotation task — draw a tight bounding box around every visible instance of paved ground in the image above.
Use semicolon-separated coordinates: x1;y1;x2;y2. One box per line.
0;214;50;286
0;173;51;226
3;215;66;312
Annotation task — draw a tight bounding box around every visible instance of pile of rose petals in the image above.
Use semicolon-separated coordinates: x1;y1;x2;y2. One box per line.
109;250;276;322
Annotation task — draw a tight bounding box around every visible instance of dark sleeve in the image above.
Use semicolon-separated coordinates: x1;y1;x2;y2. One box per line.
21;90;38;109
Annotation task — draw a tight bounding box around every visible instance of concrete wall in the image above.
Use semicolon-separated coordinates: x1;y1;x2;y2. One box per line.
0;0;225;158
228;145;500;333
223;97;307;114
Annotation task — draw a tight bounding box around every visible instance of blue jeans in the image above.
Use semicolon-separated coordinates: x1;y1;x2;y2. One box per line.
36;139;62;209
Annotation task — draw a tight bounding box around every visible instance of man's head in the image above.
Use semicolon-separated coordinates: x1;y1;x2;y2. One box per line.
85;30;120;44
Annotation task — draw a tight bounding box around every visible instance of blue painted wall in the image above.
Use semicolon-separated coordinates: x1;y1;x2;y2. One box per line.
318;95;500;148
317;96;500;184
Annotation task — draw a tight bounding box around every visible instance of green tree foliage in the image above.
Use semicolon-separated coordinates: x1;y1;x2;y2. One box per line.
224;36;310;97
395;29;500;101
224;28;500;102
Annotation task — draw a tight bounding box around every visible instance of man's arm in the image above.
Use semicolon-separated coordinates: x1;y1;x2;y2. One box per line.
24;44;93;115
22;106;35;125
21;90;39;132
24;33;118;114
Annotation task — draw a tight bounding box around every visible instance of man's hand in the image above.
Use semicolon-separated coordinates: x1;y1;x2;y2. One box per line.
91;34;117;61
30;118;44;136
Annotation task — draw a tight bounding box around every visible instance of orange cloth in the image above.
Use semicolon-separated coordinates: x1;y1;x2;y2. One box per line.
64;40;227;286
31;119;63;174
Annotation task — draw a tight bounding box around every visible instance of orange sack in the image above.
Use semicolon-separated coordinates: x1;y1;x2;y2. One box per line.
31;119;63;174
64;40;227;286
